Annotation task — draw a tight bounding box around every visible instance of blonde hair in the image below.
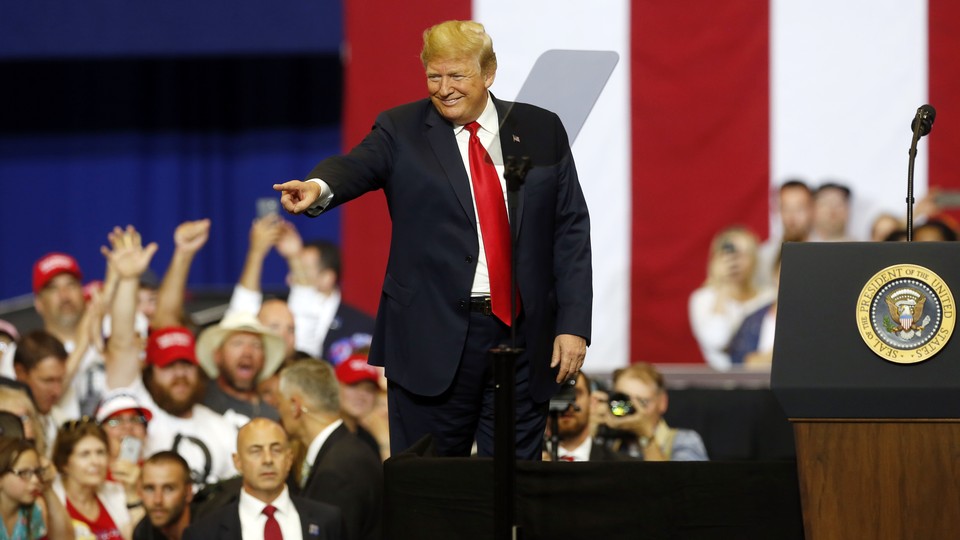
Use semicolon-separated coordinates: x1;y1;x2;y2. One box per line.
613;362;665;392
421;20;497;77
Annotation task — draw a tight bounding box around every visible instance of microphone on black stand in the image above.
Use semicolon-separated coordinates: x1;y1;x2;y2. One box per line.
504;155;531;344
492;153;531;540
907;104;936;241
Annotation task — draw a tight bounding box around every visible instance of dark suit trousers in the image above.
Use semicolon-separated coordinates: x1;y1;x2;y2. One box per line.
388;310;548;459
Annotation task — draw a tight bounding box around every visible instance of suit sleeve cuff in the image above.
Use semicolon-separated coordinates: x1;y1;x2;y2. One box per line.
306;178;334;217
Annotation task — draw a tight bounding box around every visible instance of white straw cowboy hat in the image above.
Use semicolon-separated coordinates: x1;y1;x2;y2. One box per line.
195;311;286;384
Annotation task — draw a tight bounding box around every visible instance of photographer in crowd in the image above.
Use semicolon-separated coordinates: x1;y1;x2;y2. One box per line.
547;371;632;462
593;363;708;461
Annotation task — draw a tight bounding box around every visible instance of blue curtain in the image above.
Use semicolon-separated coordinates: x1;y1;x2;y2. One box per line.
0;3;345;300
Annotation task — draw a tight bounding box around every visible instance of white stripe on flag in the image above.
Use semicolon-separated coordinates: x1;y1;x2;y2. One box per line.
771;0;929;240
476;1;633;371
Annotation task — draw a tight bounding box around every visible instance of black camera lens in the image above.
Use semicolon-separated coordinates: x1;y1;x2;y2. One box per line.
608;392;635;417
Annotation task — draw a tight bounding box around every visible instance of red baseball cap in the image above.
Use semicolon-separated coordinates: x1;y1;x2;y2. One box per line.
335;354;381;388
146;327;198;368
32;253;83;294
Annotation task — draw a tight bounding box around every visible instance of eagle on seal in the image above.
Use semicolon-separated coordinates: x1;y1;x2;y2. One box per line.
886;293;926;332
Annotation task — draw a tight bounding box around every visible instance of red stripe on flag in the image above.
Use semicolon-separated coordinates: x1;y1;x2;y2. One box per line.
340;3;472;313
631;1;770;364
929;0;960;209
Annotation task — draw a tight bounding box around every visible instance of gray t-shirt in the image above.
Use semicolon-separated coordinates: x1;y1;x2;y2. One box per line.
203;382;279;430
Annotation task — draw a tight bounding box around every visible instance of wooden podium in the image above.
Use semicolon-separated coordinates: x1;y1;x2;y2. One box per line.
772;242;960;540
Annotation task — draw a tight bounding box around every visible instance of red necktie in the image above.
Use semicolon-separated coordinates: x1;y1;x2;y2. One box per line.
465;121;513;326
263;505;283;540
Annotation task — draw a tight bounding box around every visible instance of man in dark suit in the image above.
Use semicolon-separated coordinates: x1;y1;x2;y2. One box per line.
277;360;383;540
182;418;341;540
274;20;592;460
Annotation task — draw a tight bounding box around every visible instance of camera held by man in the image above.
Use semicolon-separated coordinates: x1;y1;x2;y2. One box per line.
592;363;709;462
544;372;633;462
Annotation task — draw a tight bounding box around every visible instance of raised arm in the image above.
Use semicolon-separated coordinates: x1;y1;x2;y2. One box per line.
275;221;324;356
152;219;210;329
62;285;105;390
226;215;283;317
238;215;282;292
102;225;158;388
275;220;309;286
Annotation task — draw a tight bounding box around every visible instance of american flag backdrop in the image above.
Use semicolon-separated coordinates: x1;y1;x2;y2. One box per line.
337;0;960;371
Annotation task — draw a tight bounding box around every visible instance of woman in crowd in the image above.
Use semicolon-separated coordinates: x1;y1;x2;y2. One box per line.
0;436;74;540
727;251;781;367
688;226;775;371
51;419;137;540
93;390;151;513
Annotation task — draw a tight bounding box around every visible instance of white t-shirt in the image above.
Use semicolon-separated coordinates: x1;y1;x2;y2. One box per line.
59;343;106;419
122;378;238;488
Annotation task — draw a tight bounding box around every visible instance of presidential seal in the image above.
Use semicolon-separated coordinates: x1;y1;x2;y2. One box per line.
857;264;955;364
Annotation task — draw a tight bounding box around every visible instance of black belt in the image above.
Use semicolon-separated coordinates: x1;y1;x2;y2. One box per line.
468;296;493;315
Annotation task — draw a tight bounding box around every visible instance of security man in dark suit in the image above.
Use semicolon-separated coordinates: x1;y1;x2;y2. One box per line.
277;360;382;540
274;19;592;460
182;418;341;540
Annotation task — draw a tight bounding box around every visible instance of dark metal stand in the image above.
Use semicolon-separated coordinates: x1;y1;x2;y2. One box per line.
492;345;522;539
548;412;561;462
906;105;936;241
906;122;922;242
492;155;531;540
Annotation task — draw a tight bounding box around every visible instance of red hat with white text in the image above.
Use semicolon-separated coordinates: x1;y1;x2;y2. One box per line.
32;252;83;294
146;327;198;368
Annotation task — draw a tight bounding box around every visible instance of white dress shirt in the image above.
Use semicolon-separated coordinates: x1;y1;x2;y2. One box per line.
558;436;593;462
238;485;303;540
286;286;340;359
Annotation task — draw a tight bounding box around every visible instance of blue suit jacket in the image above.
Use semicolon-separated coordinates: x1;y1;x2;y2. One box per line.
308;95;592;401
181;495;342;540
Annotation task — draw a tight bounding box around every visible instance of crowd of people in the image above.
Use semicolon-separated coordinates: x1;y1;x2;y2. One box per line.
0;176;953;537
688;179;959;371
0;216;382;539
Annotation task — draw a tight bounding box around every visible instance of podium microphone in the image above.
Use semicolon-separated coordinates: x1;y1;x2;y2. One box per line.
906;104;936;241
911;104;936;137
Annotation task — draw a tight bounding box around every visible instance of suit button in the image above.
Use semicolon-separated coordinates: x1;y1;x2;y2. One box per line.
465;255;474;263
458;299;467;309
